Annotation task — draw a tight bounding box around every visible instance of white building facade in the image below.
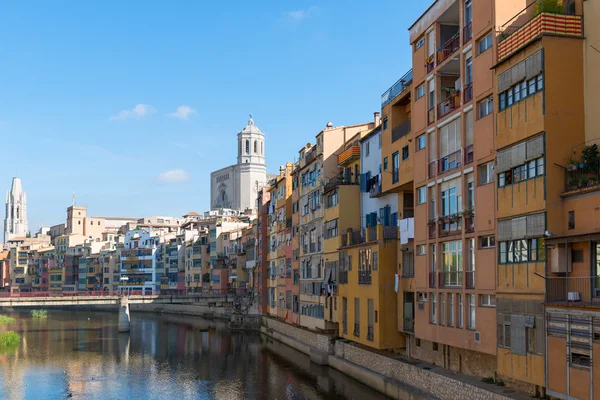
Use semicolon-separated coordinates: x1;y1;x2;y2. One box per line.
4;177;28;243
210;117;268;212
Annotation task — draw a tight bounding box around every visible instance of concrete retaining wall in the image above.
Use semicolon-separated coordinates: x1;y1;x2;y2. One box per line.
130;303;231;320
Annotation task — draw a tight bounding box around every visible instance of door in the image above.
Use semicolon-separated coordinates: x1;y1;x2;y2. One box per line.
404;292;415;332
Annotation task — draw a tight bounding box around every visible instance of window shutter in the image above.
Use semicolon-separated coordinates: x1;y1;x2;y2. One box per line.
497;312;505;347
498;219;512;241
498;70;511;93
535;316;545;354
511;142;527;168
526;213;545;238
511;315;527;356
497;148;512;173
526;51;543;80
526;135;544;160
360;173;366;192
513;217;527;239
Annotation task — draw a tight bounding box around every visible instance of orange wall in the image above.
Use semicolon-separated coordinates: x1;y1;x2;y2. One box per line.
497;177;545;219
474;113;495;162
475;181;496;234
497;348;545;387
563;194;600;236
547;335;567;395
472;0;494;40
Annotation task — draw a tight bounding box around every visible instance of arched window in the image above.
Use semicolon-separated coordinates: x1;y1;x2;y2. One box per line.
245;140;250;154
239;141;242;156
261;141;263;155
16;207;19;219
254;140;257;153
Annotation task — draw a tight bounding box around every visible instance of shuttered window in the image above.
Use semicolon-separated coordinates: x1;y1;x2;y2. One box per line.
497;135;544;173
497;51;543;93
439;118;461;158
498;213;545;241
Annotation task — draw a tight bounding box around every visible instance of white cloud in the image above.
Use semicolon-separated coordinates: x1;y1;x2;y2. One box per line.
166;105;197;120
157;169;190;183
286;6;318;21
109;104;156;121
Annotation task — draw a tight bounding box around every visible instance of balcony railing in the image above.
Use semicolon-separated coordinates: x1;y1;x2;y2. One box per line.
546;276;600;305
465;270;475;289
339;270;348;284
428;161;437;179
437;91;461;119
428;222;436;240
392;168;399;184
341;229;365;247
465;214;475;234
392;119;411;143
463;21;472;44
463;82;473;104
381;69;413;108
564;160;600;194
439;216;462;238
438;149;462;175
367;226;377;242
367;326;374;341
383;226;398;240
437;33;460;65
439;271;463;288
464;144;474;165
354;323;360;337
498;1;583;61
338;145;360;167
429;272;437;288
358;270;372;285
428;106;435;125
426;56;435;73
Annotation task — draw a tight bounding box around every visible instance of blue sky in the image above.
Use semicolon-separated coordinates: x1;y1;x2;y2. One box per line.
0;1;427;232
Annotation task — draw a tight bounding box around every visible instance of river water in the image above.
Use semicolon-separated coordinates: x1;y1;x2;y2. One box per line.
0;310;391;400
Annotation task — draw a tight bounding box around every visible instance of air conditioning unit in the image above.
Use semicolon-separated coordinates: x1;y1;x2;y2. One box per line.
474;331;481;343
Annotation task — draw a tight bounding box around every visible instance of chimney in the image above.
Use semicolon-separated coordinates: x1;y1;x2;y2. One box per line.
374;112;380;126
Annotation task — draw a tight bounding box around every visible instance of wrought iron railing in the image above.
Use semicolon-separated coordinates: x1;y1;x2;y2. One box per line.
428;161;437;179
465;270;475;289
438;149;462;175
437;91;461;119
383;225;398;240
429;272;437;288
463;21;472;44
439;271;463;288
546;276;600;304
392;168;399;184
439;216;462;238
358;270;372;285
463;82;473;103
437;33;460;65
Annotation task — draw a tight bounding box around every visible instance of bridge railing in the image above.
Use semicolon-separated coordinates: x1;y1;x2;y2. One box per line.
0;288;247;299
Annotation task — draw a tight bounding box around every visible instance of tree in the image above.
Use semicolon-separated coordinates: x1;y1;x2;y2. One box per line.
202;273;210;283
26;231;31;238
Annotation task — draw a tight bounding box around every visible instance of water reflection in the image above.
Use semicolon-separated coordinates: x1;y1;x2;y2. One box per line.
0;310;390;400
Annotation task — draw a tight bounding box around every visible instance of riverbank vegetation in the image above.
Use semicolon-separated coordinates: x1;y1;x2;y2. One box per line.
31;310;48;319
0;331;20;347
0;315;16;325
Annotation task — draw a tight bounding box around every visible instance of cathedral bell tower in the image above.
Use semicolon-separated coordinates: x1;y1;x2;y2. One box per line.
237;115;265;165
4;177;28;243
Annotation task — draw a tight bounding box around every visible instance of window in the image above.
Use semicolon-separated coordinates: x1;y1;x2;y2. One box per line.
568;210;575;230
468;294;476;329
365;141;370;157
416;84;425;99
402;146;409;161
417;135;426;150
572;248;584;263
479;162;494;185
415;37;425;50
431;293;437;324
499;238;545;264
458;294;463;328
254;140;257;153
478;96;493;119
417;187;427;204
417;245;427;256
449;294;454;327
440;294;446;325
571;349;591;368
245;140;250;154
465;56;473;85
479;236;495;248
383;117;388;130
499;73;544;111
498;157;544;188
373;251;378;270
383;157;388;170
480;294;496;307
478;33;493;54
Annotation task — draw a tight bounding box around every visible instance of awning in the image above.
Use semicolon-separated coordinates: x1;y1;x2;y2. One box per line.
546;233;600;245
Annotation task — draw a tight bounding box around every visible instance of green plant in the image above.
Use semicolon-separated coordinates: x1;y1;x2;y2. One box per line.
30;310;48;319
481;377;495;384
581;144;600;171
535;0;564;14
0;331;20;347
579;176;590;188
495;380;505;387
0;315;15;325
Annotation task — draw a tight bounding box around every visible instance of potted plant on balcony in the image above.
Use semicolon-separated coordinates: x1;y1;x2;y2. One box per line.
462;209;474;218
581;144;600;173
428;219;437;227
567;159;578;171
535;0;564;15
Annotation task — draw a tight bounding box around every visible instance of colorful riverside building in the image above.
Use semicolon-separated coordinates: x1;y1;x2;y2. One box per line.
256;185;271;314
492;0;589;397
296;121;374;331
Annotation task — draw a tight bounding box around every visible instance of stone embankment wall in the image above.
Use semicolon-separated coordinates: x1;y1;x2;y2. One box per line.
130;303;231;320
261;317;531;400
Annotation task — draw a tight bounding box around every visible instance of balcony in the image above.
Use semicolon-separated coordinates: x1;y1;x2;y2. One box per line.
426;56;435;74
324;174;358;194
427;106;435;125
381;69;413;108
563;159;600;195
305;149;316;165
439;271;463;288
428;161;437;179
463;21;472;44
341;229;365;247
338;145;360;167
438;149;462;175
428;272;437;288
498;3;583;61
437;91;461;120
464;144;474;165
358;270;372;285
439;216;462;238
368;175;382;198
465;270;475;289
464;213;475;234
437;33;460;65
463;82;473;104
428;221;437;240
391;118;411;143
383;226;398;240
546;276;600;305
367;226;377;242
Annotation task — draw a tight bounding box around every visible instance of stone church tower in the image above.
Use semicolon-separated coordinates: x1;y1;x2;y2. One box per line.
4;177;28;243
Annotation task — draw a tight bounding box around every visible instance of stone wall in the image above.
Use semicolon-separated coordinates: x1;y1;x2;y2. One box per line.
262;317;334;354
131;303;231;320
333;341;529;400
